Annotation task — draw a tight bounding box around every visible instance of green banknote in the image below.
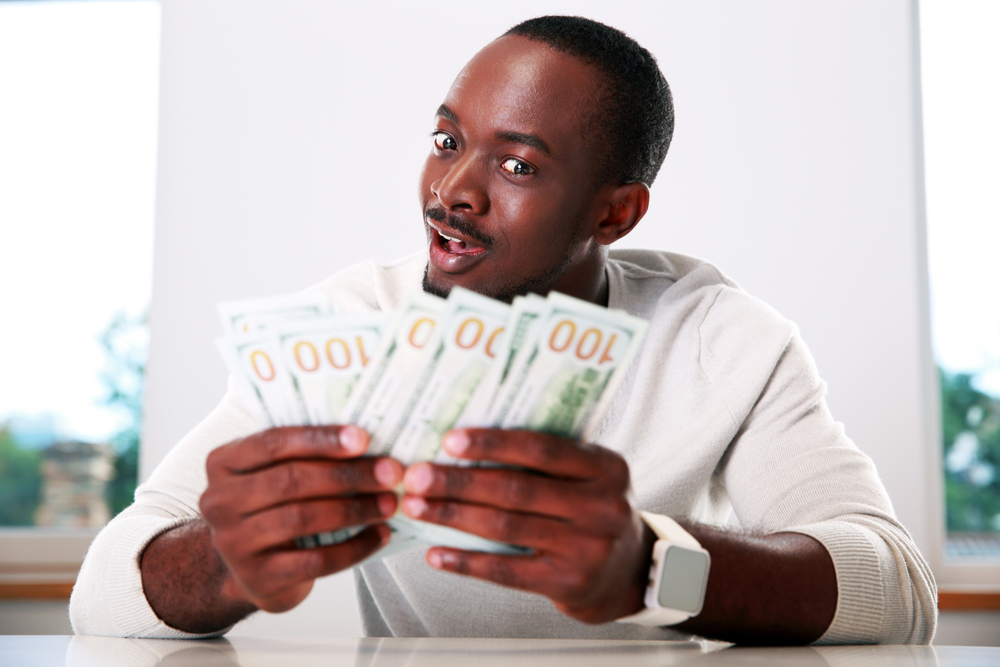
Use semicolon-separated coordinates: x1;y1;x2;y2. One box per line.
216;332;304;427
381;287;511;465
454;294;546;432
488;292;648;441
339;291;447;455
217;292;330;336
272;313;388;425
215;287;648;560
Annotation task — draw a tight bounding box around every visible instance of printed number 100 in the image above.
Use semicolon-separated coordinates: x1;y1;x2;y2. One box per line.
548;320;618;365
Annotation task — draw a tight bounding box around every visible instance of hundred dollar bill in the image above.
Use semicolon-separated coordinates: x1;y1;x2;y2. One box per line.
217;292;330;336
486;292;648;440
340;291;447;455
216;292;331;427
305;291;530;557
297;514;528;558
389;515;531;556
217;287;648;560
279;312;397;553
372;288;529;557
271;313;387;425
216;333;305;427
296;509;425;554
454;293;546;431
381;287;511;465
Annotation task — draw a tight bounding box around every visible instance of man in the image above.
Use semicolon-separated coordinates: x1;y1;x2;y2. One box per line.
70;16;936;644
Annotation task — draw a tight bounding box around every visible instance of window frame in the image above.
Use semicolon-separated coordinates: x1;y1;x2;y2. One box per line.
0;0;159;600
0;528;97;598
916;0;1000;593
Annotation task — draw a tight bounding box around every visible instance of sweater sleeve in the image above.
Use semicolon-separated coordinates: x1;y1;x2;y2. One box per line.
69;376;262;638
68;257;420;638
719;332;937;645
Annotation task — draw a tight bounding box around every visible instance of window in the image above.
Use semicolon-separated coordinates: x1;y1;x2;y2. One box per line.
921;0;1000;561
0;0;159;590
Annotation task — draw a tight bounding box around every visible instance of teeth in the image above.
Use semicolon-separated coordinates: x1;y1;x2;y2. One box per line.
429;221;467;245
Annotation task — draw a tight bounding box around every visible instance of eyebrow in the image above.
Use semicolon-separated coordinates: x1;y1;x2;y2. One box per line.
494;130;552;157
435;104;552;157
436;104;459;125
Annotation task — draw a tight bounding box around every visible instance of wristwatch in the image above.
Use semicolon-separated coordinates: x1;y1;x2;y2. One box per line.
616;511;711;627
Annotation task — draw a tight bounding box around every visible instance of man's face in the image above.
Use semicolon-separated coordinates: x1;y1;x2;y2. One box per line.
420;35;608;302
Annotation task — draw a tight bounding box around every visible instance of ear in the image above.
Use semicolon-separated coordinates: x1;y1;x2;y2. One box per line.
593;182;650;246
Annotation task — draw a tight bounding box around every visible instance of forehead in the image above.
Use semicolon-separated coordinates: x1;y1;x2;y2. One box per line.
443;36;603;155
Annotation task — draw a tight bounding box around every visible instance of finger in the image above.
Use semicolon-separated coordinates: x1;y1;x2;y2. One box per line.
401;497;576;552
251;524;391;599
208;425;370;476
424;548;567;600
211;458;403;517
442;429;625;480
403;462;607;522
232;494;397;553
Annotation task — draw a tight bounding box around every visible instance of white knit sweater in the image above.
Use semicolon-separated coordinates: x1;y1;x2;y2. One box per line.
70;250;937;643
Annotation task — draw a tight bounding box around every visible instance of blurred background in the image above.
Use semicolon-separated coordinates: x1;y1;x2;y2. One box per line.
0;0;997;646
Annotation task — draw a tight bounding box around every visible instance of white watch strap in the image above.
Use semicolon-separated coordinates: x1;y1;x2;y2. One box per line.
615;512;704;627
639;511;701;549
616;604;692;627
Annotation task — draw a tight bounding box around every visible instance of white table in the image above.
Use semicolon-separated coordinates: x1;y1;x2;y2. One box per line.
2;636;997;667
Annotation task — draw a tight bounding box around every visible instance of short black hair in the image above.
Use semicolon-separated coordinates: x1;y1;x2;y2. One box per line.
504;16;673;187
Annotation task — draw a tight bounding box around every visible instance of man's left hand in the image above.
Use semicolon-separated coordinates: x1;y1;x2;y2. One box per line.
400;428;653;624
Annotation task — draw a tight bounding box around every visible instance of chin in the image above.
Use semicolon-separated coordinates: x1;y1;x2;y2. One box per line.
422;254;578;304
421;264;513;302
421;265;454;299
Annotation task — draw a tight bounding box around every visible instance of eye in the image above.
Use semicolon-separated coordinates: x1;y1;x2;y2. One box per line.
432;131;457;151
501;157;534;176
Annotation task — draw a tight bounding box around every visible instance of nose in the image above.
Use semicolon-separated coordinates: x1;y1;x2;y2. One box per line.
430;153;489;215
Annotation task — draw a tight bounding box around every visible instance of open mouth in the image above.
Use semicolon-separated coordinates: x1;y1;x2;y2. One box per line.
428;220;486;256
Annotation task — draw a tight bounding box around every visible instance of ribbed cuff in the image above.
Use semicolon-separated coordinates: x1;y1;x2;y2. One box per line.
785;520;884;645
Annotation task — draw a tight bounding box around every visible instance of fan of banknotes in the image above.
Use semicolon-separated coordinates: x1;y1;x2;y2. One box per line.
216;286;648;563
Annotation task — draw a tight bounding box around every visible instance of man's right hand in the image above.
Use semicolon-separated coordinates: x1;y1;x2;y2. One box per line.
140;425;402;633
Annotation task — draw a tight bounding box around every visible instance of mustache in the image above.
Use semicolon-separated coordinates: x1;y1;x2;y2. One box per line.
425;206;494;249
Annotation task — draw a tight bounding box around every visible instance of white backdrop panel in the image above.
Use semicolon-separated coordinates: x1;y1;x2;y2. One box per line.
146;0;933;636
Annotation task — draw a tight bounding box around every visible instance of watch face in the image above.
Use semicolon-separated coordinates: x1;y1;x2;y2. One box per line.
657;546;710;613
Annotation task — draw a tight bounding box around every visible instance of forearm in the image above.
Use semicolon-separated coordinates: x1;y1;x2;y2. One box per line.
140;519;257;634
673;523;837;645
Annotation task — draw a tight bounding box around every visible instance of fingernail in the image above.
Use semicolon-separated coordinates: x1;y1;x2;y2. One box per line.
376;524;392;544
427;550;443;568
374;459;401;487
403;464;433;494
402;496;427;517
378;493;397;517
443;430;470;456
340;426;367;454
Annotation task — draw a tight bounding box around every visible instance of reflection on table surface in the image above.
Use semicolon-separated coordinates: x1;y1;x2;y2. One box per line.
2;635;999;667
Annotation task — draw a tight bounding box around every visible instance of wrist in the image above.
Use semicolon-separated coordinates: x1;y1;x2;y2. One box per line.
621;521;658;617
616;512;711;627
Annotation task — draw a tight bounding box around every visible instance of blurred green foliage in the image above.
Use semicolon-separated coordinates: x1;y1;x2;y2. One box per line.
0;310;145;526
940;368;1000;532
0;425;43;525
99;310;146;517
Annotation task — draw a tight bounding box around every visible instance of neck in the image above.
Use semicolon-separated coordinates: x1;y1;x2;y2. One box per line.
547;244;609;307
